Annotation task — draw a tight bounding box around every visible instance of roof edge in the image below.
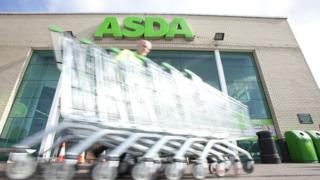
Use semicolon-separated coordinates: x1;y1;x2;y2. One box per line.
0;12;288;19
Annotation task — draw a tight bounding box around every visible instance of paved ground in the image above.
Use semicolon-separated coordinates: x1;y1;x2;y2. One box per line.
220;163;320;180
0;163;320;179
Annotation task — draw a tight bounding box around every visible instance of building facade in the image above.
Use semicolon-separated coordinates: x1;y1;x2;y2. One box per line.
0;13;319;157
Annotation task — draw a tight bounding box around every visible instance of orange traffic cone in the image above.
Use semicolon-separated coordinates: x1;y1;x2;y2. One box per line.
57;142;66;162
78;152;86;164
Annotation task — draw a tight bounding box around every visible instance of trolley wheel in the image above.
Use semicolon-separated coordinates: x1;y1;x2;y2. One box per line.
233;161;243;175
92;161;118;180
43;162;75;180
224;160;232;172
208;162;217;174
132;162;156;180
243;160;254;174
164;162;185;180
6;153;37;180
215;162;226;177
118;159;135;175
192;164;207;180
118;161;129;175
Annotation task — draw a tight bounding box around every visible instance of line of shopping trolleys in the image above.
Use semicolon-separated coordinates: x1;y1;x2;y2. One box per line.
5;28;255;180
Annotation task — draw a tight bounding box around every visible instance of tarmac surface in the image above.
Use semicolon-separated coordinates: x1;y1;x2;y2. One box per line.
0;163;320;179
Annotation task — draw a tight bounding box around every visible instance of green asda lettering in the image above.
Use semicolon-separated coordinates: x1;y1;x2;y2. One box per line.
94;16;195;41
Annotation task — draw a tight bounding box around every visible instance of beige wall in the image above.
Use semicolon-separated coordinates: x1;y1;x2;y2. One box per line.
0;13;319;136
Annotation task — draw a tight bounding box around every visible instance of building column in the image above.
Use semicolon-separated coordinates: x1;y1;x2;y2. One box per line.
214;49;228;94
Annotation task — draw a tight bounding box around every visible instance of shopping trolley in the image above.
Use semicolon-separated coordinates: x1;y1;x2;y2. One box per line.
6;29;255;180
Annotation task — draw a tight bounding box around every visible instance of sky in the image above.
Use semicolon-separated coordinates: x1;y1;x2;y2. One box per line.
0;0;319;87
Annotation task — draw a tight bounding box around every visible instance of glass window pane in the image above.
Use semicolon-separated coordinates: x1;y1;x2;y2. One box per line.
227;81;265;101
224;67;259;83
41;65;60;80
220;52;254;67
1;51;59;142
16;81;58;98
16;81;41;98
244;100;270;119
29;50;56;65
8;98;35;118
148;51;183;69
221;52;271;119
2;118;31;141
28;117;48;136
23;64;60;81
23;65;43;80
148;51;221;89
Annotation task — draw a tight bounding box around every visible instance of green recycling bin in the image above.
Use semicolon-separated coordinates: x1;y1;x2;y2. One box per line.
306;130;320;159
285;130;318;163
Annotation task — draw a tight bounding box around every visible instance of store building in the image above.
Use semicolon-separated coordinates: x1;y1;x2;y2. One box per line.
0;13;319;159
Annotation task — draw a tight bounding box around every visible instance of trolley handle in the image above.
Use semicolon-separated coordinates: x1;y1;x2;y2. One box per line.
161;62;176;73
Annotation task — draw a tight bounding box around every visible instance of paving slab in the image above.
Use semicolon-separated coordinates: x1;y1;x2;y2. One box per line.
0;163;319;179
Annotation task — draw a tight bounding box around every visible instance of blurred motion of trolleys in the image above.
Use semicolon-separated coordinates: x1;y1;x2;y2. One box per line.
5;28;255;180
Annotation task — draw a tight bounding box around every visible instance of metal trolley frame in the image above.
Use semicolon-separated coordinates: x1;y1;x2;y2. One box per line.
6;31;255;180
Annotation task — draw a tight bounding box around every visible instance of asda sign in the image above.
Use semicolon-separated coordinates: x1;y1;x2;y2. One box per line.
94;16;195;41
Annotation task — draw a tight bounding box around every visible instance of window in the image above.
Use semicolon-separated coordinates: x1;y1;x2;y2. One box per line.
1;50;272;147
0;51;60;145
148;51;221;89
220;52;271;119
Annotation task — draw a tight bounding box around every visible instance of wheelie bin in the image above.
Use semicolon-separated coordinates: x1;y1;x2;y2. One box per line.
285;130;318;163
305;130;320;159
275;138;291;163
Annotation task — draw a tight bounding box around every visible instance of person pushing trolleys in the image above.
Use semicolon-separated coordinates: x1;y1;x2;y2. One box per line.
88;39;153;174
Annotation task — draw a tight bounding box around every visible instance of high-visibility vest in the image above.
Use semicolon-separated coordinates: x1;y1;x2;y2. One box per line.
114;49;149;66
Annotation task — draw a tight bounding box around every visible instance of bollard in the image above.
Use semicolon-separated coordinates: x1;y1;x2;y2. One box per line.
256;131;281;164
